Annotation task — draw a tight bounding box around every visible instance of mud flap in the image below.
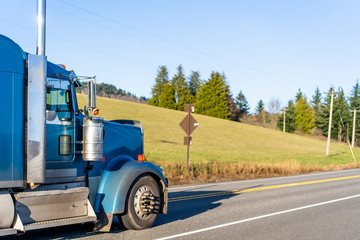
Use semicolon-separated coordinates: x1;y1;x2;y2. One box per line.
161;188;168;214
93;212;113;232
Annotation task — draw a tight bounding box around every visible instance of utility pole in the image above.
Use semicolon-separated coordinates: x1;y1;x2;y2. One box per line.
351;109;360;148
325;90;339;156
283;108;288;132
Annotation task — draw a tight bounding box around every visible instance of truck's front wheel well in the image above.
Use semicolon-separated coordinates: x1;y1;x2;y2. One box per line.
123;172;165;213
146;172;167;214
119;172;167;215
147;172;166;194
118;174;160;230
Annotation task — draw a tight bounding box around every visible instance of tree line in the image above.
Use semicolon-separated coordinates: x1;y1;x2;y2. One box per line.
276;83;360;145
148;65;360;145
148;65;250;120
78;82;147;103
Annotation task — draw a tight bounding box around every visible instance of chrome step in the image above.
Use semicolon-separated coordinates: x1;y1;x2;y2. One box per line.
24;215;96;231
15;187;90;224
0;228;17;237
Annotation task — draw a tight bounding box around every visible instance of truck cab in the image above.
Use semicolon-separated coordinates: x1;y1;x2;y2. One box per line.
0;34;168;237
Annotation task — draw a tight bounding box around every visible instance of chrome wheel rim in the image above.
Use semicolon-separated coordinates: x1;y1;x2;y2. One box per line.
133;185;155;218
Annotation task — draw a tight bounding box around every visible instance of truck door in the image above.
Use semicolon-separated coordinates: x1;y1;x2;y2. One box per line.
45;78;75;162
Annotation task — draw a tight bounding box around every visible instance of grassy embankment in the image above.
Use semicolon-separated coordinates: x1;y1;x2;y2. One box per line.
78;95;360;185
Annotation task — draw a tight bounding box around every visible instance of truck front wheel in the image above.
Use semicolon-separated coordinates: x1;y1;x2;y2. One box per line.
120;175;161;230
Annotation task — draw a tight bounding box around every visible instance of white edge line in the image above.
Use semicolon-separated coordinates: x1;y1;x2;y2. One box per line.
169;168;360;191
154;194;360;240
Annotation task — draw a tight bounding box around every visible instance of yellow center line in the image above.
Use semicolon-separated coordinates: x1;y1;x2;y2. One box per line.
168;174;360;202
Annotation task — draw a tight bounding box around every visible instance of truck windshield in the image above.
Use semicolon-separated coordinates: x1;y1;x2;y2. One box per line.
46;88;72;116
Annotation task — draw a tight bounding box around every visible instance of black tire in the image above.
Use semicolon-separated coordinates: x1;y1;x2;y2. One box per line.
120;175;161;230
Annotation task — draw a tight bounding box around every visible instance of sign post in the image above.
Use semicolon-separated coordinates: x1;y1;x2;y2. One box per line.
179;104;198;172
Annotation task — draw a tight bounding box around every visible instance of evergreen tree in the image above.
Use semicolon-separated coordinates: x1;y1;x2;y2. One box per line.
171;65;193;110
317;88;333;138
148;66;169;106
311;86;323;130
294;95;316;134
318;87;351;142
189;71;202;98
277;101;296;132
195;72;231;119
235;90;250;117
256;99;266;126
295;88;304;102
333;89;351;142
256;100;265;114
349;80;360;110
228;94;240;121
96;83;117;95
158;83;176;109
349;80;360;145
311;86;322;114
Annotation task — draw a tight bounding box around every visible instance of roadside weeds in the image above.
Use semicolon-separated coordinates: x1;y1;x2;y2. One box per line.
152;160;360;186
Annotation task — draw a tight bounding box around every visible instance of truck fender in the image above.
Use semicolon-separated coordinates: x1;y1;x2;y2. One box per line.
94;155;168;215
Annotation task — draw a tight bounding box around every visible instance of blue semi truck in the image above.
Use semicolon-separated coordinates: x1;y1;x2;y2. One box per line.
0;1;167;237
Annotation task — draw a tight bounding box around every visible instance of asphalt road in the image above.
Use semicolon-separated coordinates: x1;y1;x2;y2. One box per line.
9;168;360;240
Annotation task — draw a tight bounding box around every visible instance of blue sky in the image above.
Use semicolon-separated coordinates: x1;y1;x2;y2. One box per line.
1;0;360;112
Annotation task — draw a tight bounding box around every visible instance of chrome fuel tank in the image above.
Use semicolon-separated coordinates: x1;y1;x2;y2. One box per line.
83;117;104;161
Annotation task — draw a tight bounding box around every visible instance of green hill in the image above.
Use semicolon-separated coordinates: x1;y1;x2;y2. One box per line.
78;95;360;184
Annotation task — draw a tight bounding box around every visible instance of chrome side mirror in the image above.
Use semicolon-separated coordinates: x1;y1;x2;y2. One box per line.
88;77;96;110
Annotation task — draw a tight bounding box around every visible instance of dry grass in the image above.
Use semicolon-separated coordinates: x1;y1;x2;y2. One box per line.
155;160;360;185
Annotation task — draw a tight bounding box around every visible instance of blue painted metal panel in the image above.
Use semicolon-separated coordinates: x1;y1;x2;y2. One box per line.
94;155;167;214
45;116;144;177
46;124;75;162
102;121;143;160
0;35;26;182
47;61;71;79
0;35;26;74
86;120;144;177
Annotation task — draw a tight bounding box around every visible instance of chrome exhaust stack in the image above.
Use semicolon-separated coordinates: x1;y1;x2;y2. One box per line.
36;0;46;56
26;0;47;185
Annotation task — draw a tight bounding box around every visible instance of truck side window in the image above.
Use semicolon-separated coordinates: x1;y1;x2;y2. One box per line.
46;88;72;120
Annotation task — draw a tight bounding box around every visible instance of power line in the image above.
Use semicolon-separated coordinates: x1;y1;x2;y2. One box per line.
54;0;301;84
45;3;221;67
13;0;218;69
24;0;261;74
13;0;306;89
0;18;154;69
55;0;226;62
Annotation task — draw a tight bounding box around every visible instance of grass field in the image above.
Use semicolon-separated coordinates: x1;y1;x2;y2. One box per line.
78;95;360;184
